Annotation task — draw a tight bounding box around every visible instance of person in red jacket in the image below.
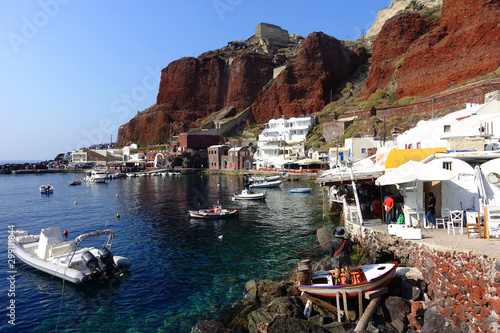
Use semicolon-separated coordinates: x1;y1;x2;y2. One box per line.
383;194;394;224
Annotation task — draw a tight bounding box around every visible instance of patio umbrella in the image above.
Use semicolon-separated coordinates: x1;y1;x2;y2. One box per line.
375;160;456;186
474;165;488;211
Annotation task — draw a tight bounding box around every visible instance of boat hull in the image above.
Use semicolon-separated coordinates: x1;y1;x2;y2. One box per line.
233;190;266;200
297;263;397;298
189;208;240;219
290;188;312;193
249;180;282;188
13;242;87;283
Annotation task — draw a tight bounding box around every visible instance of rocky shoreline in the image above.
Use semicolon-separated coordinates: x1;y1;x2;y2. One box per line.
192;229;500;333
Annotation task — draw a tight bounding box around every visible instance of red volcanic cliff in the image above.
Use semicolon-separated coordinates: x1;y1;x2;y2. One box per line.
361;0;500;99
251;32;367;123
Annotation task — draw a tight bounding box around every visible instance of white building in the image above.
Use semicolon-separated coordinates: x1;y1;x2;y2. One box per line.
253;115;315;168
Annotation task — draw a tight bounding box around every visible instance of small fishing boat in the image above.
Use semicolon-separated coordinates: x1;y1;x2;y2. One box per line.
69;180;82;186
249;175;281;182
249;179;282;188
39;184;54;194
233;189;267;200
290;188;312;193
11;227;131;284
189;203;240;219
297;263;398;298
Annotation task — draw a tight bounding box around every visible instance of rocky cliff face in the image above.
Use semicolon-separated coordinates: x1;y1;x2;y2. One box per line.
361;0;500;99
117;0;500;147
366;0;443;39
251;32;367;123
118;29;365;146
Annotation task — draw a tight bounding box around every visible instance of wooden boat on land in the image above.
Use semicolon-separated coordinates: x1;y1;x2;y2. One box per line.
39;184;54;194
249;179;282;188
297;263;398;298
188;203;240;219
232;189;267;200
290;188;312;193
11;227;131;284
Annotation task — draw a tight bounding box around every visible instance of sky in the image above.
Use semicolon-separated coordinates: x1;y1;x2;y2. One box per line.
0;0;391;162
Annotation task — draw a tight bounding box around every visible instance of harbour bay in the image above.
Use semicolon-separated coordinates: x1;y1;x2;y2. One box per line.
0;173;328;332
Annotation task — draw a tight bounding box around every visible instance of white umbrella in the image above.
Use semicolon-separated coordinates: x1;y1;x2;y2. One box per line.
375;160;456;186
474;165;488;211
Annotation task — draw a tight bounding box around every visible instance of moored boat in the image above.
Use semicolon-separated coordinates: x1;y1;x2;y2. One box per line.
69;180;82;186
290;188;312;193
11;227;131;284
84;169;107;183
189;203;240;219
297;262;398;298
39;184;54;194
249;179;282;188
233;189;267;200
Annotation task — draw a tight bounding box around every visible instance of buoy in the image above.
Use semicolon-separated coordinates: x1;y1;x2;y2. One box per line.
63;230;68;236
218;235;223;240
116;193;119;197
74;201;77;205
116;213;120;219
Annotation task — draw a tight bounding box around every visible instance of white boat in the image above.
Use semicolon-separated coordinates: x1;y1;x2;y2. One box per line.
290;188;312;193
249;179;282;188
11;227;131;284
249;175;281;182
39;184;54;194
84;169;107;183
188;203;240;219
297;263;398;298
233;189;267;200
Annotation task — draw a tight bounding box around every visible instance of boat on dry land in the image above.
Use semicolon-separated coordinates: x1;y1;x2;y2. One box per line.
297;263;398;298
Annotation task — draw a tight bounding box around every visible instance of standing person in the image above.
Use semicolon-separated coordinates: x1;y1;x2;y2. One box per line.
329;227;353;285
383;194;394;224
371;197;381;219
426;192;437;228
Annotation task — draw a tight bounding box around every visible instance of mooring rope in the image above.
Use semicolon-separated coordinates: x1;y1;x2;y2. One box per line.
54;271;66;332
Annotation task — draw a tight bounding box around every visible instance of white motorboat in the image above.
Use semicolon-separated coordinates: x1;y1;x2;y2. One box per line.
232;189;267;200
11;227;131;284
249;175;281;182
249;179;282;188
39;184;54;194
84;169;107;183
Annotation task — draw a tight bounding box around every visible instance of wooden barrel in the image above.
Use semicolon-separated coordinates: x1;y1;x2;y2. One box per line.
297;259;312;285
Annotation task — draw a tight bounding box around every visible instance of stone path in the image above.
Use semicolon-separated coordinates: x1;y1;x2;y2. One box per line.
365;220;500;261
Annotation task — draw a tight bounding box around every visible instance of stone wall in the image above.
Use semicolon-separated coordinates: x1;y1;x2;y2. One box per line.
338;79;500;122
360;228;500;332
255;23;289;44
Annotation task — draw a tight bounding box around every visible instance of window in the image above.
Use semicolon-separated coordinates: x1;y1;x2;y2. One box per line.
444;125;451;133
361;148;366;154
443;162;452;170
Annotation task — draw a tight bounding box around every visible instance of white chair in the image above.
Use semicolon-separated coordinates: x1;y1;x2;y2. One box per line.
448;210;464;235
436;208;450;229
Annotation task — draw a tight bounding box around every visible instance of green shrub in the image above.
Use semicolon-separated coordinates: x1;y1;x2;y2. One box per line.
396;96;416;105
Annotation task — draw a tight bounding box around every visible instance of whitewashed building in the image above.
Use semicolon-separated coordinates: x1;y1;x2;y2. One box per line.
253;115;315;169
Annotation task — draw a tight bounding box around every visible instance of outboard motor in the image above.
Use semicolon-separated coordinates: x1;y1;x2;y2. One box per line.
98;247;117;274
81;251;102;276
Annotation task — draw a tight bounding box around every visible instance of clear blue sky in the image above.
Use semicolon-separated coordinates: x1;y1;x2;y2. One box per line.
0;0;391;161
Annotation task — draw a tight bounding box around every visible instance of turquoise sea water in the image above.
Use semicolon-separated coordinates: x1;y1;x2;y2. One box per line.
0;173;331;332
